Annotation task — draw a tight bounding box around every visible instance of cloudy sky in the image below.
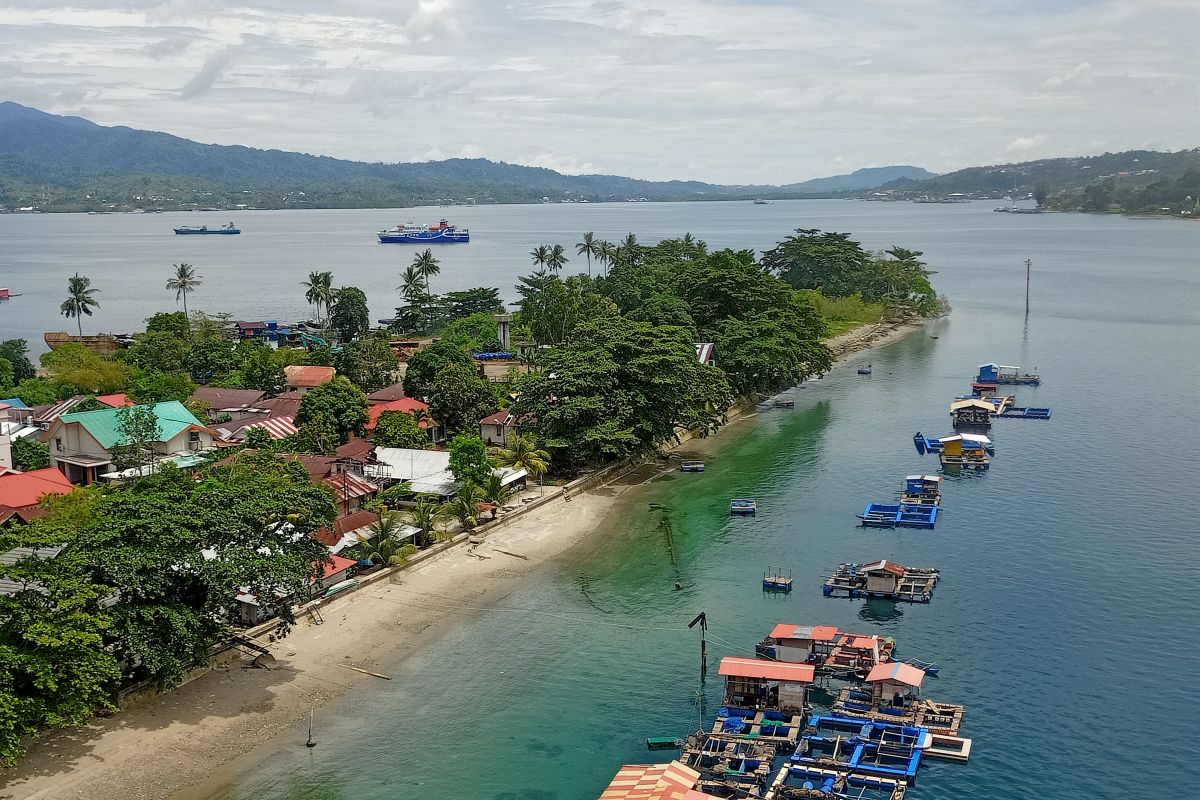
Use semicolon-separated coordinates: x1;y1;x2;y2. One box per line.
0;0;1195;183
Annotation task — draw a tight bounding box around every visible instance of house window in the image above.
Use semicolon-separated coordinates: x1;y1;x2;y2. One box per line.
55;438;63;451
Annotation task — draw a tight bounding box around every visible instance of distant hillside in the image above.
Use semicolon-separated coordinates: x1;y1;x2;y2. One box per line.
0;102;926;212
782;165;935;192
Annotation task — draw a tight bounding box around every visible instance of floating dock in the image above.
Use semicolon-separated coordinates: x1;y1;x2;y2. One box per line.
823;560;939;603
859;503;938;529
898;474;943;506
914;432;994;456
999;406;1052;419
976;363;1041;385
731;498;757;515
936;434;990;470
763;567;794;592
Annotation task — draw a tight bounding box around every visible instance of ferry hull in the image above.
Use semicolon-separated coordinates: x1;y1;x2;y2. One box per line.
377;231;469;244
174;228;240;235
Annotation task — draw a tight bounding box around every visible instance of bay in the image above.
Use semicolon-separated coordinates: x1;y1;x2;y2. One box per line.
6;202;1200;798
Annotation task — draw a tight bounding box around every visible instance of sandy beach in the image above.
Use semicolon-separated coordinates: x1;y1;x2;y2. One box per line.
0;318;924;800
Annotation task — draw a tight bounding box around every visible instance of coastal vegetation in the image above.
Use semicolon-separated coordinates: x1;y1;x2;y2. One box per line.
59;274;100;337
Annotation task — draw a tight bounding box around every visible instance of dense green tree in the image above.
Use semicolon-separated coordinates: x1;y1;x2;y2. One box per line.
144;311;192;339
288;412;340;454
437;312;501;351
111;405;160;473
59;273;100;337
121;331;191;373
0;357;12;392
186;338;238;379
40;343;130;394
402;339;474;399
295;376;368;441
11;378;60;406
762;229;870;297
516;273;618;345
165;263;202;320
239;345;286;393
444;287;504;320
334;336;397;393
0;340;36;382
328;287;370;342
427;362;496;436
128;369;196;404
447;433;494;486
10;437;50;470
188;311;227;342
514;319;731;466
372;410;430;449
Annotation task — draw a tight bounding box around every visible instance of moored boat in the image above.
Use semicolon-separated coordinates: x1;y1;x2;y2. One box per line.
174;222;240;235
377;218;469;243
976;362;1041;385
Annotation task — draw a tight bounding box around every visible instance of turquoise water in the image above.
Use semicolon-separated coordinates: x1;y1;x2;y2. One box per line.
19;204;1194;797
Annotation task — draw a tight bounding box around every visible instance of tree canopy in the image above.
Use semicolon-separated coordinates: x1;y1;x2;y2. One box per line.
402;339;475;399
295;376;368;441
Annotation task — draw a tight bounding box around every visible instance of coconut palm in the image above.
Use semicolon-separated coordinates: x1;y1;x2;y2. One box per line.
596;241;616;277
60;273;100;337
301;270;334;323
165;262;202;321
576;232;599;277
412;249;441;294
495;433;550;494
477;473;515;520
530;245;550;272
397;265;426;302
405;496;445;548
546;244;569;275
442;483;482;531
361;511;412;565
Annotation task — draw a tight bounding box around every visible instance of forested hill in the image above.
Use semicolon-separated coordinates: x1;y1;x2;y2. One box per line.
0;102;931;211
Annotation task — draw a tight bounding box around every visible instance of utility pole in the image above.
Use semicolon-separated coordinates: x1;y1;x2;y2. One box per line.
689;612;708;681
1024;258;1032;316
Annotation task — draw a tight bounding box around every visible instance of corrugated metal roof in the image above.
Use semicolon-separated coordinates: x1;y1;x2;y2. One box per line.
0;468;74;508
283;365;336;387
866;662;925;687
367;383;407;403
718;656;814;683
56;401;205;449
768;623;839;642
35;395;86;424
240;415;299;440
366;398;431;430
323;472;378;500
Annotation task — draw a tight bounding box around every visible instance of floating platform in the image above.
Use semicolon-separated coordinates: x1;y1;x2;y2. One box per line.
898;474;944;506
999;406;1052;419
731;498;757;515
711;709;804;748
859;503;938;530
646;736;683;750
976;363;1041;385
823;561;939;603
765;763;907;800
764;567;794;592
679;460;705;472
774;399;795;408
914;432;994;456
833;687;966;737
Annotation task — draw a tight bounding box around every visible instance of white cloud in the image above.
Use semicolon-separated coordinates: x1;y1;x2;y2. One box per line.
0;0;1196;181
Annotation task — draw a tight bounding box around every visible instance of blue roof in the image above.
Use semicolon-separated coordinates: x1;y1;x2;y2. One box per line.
0;398;28;409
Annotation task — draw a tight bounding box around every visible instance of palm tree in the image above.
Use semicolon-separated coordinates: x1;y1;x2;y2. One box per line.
576;232;599;277
495;433;550;495
442;484;482;531
60;273;100;337
596;241;615;277
546;244;569;274
477;473;515;520
405;496;445;548
301;270;334;323
165;262;202;321
397;265;426;302
361;511;412;565
412;249;441;295
530;245;550;272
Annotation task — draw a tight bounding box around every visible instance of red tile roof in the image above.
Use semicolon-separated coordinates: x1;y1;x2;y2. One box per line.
317;554;358;581
862;560;906;576
0;468;75;509
366;398;430;430
367;383;407;403
718;656;814;683
283;365;336;388
314;510;379;547
480;410;511;426
768;623;840;642
334;439;376;461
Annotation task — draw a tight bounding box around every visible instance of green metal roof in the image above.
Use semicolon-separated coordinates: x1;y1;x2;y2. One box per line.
57;401;204;449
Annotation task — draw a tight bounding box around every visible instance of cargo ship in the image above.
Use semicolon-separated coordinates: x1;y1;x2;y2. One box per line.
377;219;469;243
174;222;240;235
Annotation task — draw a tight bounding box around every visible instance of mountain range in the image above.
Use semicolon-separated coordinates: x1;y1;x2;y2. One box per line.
0;102;933;210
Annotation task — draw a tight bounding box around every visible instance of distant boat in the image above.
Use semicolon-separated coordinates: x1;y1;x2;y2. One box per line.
174;222;240;235
0;288;20;299
858;364;872;375
752;198;770;205
378;219;469;243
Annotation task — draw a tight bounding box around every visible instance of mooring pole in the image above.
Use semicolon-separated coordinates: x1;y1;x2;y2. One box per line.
306;706;316;747
1024;258;1032;316
689;612;708;682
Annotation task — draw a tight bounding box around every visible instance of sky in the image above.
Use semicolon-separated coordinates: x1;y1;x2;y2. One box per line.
0;0;1196;184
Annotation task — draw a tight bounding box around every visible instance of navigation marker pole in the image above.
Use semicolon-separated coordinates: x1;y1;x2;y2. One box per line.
689;612;708;682
1024;258;1032;316
306;706;317;748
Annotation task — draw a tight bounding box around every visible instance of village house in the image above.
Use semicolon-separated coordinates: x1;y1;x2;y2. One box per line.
365;397;445;444
0;467;75;527
479;410;525;447
282;365;336;394
757;624;841;663
367;447;527;499
865;661;926;708
367;383;407;404
189;387;267;421
45;401;213;484
212;415;298;445
322;471;380;516
718;656;813;713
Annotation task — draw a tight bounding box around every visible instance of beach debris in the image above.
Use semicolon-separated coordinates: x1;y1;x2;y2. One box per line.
339;664;391;680
494;548;528;560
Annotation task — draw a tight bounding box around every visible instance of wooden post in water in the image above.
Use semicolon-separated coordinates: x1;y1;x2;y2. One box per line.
689;612;708;682
1024;258;1032;315
306;706;316;747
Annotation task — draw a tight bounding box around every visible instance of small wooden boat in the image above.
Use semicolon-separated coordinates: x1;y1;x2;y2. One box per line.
730;498;757;516
773;399;794;408
858;364;872;375
646;736;683;750
679;460;705;472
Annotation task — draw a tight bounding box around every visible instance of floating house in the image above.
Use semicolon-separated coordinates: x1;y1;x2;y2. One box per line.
865;662;927;708
913;432;994;456
756;623;841;664
936;434;991;470
899;474;943;505
718;656;814;714
823;633;895;678
949;398;994;428
823;560;939;602
976;363;1040;385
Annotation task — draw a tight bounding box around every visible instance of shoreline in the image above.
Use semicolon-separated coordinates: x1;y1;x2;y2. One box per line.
0;317;927;800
